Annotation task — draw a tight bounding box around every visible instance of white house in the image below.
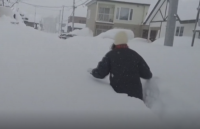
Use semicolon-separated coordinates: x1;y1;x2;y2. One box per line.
86;0;154;37
144;0;200;41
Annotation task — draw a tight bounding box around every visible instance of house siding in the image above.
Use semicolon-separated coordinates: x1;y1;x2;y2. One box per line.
113;23;142;37
86;3;97;36
152;21;198;39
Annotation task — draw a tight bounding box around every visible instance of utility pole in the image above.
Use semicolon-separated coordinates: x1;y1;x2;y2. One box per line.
58;10;61;34
164;0;179;47
191;0;200;47
34;6;37;29
60;5;64;34
72;0;75;31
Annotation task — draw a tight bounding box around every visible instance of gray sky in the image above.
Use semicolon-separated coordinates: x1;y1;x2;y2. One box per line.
17;0;158;21
18;0;88;20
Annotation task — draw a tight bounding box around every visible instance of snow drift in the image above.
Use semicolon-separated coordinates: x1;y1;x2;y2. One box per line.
153;36;200;48
1;16;200;128
97;28;135;40
68;28;93;37
0;16;164;128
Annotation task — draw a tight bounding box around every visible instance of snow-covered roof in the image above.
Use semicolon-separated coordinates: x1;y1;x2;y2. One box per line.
144;0;200;24
67;22;86;29
108;0;153;4
86;0;153;6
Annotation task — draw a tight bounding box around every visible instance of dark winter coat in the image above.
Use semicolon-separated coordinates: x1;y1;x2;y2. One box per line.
91;44;152;100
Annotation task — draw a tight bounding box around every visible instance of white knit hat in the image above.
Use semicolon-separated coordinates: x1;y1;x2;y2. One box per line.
114;31;128;45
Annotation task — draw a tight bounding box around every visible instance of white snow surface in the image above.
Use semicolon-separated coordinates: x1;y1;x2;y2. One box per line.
153;36;200;48
130;37;151;43
97;28;135;40
1;16;200;128
69;27;93;37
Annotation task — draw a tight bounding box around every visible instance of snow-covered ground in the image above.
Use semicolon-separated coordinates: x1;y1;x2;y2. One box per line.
153;36;200;48
1;16;200;128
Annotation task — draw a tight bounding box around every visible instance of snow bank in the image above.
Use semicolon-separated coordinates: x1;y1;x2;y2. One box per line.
96;28;135;40
128;41;200;129
1;14;200;128
153;36;200;48
68;28;93;37
129;38;151;44
0;19;164;128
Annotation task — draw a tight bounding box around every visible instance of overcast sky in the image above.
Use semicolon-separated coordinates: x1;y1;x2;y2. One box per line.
14;0;171;21
17;0;88;21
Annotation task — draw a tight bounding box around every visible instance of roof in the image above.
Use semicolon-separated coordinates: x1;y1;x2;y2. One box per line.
144;0;200;24
86;0;152;6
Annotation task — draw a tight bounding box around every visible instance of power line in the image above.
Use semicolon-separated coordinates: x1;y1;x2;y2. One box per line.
75;0;90;7
19;1;72;8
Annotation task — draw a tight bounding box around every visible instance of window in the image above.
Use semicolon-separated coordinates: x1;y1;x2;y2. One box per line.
116;7;133;21
99;7;110;14
120;8;129;20
129;9;133;20
175;26;184;36
198;19;200;26
116;8;119;19
198;32;200;39
98;7;113;22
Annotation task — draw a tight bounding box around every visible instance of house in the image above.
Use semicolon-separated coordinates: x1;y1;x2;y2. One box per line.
144;0;200;41
65;16;86;32
85;0;152;37
68;16;86;24
66;22;86;32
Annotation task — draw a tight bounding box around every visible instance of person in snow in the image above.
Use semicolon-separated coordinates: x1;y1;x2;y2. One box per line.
88;31;152;101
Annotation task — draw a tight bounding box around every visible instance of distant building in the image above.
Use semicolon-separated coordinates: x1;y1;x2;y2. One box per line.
144;0;200;41
64;16;86;33
68;16;86;24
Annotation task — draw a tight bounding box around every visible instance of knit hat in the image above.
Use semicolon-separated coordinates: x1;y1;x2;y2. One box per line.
114;31;128;45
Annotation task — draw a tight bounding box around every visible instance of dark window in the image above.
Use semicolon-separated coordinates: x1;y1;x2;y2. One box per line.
129;9;133;20
119;8;129;20
180;26;184;36
116;8;119;19
175;26;184;36
175;27;180;36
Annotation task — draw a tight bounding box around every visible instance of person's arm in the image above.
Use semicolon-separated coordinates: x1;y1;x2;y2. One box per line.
138;56;153;80
91;53;110;79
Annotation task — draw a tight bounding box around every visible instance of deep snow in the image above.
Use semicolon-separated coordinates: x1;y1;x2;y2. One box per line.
1;16;200;128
